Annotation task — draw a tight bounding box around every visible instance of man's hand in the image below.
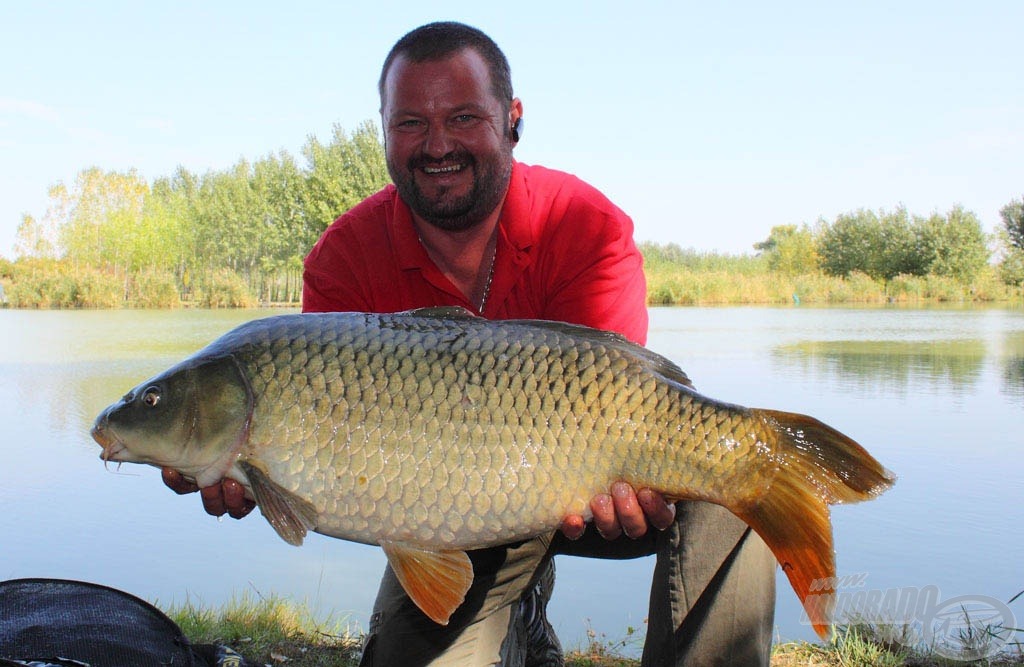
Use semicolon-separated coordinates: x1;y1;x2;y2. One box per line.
161;468;255;520
559;482;675;541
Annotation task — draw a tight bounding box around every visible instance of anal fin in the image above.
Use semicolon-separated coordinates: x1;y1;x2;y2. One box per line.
381;542;473;626
239;460;318;546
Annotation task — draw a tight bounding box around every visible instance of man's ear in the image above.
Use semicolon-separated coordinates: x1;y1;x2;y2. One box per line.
509;97;524;144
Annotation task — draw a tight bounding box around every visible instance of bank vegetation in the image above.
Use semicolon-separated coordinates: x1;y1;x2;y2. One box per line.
168;592;1023;666
1;121;1022;308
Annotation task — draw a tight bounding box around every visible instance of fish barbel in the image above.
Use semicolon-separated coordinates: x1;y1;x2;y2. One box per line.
91;307;894;636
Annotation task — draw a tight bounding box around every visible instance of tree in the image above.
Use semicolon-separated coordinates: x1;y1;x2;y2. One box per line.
192;159;263;275
754;224;818;275
815;206;987;282
913;205;989;282
149;167;202;273
302;121;388;244
1001;196;1024;251
876;207;920;279
54;167;149;270
14;213;56;259
817;209;884;279
996;196;1024;286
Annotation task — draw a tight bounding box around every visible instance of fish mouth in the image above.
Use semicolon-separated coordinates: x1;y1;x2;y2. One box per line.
91;422;128;463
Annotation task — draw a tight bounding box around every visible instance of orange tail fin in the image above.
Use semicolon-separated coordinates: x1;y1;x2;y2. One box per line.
735;409;895;639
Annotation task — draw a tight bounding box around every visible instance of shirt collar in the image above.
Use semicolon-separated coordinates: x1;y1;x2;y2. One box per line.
500;160;535;254
389;187;428;271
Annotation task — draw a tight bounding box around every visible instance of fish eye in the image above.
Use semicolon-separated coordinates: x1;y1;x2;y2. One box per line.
142;386;161;407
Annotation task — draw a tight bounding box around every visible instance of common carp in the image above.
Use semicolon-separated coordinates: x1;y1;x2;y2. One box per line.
91;307;894;636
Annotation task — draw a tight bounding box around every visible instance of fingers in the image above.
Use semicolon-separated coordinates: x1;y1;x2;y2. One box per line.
198;479;255;519
558;514;586;541
591;483;676;541
199;484;228;517
222;479;256;519
161;467;198;495
612;481;649;539
590;490;621;540
637;487;676;530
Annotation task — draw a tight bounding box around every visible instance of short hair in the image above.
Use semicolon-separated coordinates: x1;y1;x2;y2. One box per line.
379;21;513;106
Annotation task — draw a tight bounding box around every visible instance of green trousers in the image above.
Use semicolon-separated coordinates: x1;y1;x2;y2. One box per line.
359;501;776;666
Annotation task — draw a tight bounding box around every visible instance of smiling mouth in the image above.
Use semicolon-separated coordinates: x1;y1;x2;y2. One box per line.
422;163;465;175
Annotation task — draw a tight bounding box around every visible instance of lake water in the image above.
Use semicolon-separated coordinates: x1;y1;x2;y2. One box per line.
1;306;1022;654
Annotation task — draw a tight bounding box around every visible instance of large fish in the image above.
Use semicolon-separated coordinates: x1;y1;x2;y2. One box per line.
91;307;894;636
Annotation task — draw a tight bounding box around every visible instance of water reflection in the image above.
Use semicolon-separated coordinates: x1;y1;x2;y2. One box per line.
773;339;987;397
8;362;127;439
1001;331;1024;404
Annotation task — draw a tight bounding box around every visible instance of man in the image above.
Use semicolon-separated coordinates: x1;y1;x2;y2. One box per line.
164;21;776;666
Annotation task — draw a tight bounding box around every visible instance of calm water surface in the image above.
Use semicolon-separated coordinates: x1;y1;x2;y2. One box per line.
1;306;1021;651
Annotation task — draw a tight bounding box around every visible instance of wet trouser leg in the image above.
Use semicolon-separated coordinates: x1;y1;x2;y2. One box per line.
359;534;553;667
641;501;777;667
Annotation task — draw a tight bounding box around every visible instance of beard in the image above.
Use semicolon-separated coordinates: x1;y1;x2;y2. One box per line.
388;148;512;232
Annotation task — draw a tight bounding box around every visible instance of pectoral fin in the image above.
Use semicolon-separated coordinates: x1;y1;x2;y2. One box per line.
381;542;473;626
239;460;318;546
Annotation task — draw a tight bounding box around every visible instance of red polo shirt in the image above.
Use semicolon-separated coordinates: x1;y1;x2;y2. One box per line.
302;161;648;345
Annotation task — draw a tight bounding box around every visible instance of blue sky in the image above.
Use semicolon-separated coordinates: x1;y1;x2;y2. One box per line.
2;1;1021;258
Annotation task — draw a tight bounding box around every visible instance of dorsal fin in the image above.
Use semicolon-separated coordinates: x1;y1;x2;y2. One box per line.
402;306;478;319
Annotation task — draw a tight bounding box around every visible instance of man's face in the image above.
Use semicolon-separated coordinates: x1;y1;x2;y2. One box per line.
381;48;517;232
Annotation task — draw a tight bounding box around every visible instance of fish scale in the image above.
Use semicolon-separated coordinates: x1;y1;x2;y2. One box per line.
91;307;894;634
233;313;762;544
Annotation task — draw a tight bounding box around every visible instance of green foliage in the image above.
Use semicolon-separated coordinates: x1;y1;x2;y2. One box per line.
10;123;388;308
569;620;643;667
194;269;258;308
1002;196;1024;252
816;206;991;284
130;270;181;308
14;213;56;258
999;248;1024;287
754;224;819;275
4;120;1016;309
816;209;881;279
914;205;988;282
816;207;921;281
75;270;124;308
54;167;149;270
302;121;389;239
0;256;14;279
639;242;766;275
640;243;1019;306
4;259;122;308
168;593;360;666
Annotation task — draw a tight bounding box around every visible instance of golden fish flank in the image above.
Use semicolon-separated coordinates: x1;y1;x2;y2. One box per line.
91;307;894;636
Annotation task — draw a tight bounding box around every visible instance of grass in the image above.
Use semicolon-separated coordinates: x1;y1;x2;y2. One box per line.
5;251;1022;309
642;265;1023;306
167;594;1024;667
168;592;361;666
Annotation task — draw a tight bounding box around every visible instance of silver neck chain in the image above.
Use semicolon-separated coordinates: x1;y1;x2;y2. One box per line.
477;243;497;313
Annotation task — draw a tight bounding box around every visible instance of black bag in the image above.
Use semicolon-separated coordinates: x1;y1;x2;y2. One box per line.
0;578;253;667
